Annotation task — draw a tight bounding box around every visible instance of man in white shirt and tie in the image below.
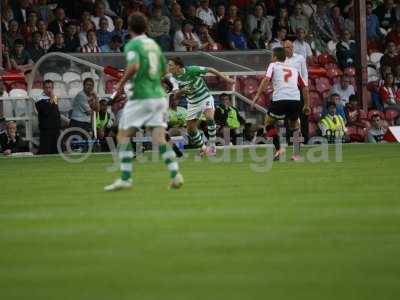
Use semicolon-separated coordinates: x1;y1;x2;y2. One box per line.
283;40;310;143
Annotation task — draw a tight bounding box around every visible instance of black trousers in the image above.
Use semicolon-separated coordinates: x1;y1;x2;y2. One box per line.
38;130;60;154
284;95;309;144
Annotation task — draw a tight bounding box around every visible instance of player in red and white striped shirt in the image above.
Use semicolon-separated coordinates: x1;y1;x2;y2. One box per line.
253;47;310;160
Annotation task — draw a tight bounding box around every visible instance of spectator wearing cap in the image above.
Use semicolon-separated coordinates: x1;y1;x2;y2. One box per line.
37;19;54;51
368;114;388;143
48;7;68;35
9;39;34;73
196;0;216;28
48;33;67;53
96;17;113;47
100;35;123;53
215;4;225;24
26;31;46;63
35;80;61;154
247;29;266;50
293;27;313;60
336;29;356;69
330;75;355;105
91;1;114;32
0;121;28;155
246;4;272;44
81;30;101;53
289;3;309;35
173;20;201;51
64;23;81;52
228;19;247;50
148;7;171;51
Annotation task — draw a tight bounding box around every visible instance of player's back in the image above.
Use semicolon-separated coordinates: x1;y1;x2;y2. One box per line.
266;62;304;102
124;36;166;100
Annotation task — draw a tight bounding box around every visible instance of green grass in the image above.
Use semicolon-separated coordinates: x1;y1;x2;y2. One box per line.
0;144;400;300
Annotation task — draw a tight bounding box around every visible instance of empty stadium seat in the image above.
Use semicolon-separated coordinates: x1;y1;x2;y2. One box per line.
325;67;343;79
9;89;28;117
385;109;399;124
344;67;356;77
81;71;100;81
315;77;331;94
62;71;81;83
242;77;259;97
9;81;27;91
310;91;322;107
29;88;43;99
318;53;336;66
43;72;62;81
68;87;81;97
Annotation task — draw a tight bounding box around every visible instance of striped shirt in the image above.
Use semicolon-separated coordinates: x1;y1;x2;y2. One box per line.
81;43;101;53
172;66;210;104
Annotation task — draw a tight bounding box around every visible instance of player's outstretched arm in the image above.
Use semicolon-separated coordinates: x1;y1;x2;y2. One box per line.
207;68;236;85
115;63;140;94
252;77;270;106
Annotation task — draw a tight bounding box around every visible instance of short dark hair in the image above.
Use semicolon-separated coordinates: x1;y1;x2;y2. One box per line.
349;94;358;102
220;93;230;99
83;77;95;85
169;57;184;68
43;79;54;87
331;93;340;99
327;101;336;109
129;12;148;34
273;47;286;62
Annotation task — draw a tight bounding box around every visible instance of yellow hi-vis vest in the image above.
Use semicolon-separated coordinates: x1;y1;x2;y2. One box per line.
319;114;346;136
96;112;109;129
227;107;241;129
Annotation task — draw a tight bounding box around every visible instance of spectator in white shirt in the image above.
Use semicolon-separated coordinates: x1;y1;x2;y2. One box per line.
196;0;217;28
293;27;313;60
91;1;114;32
174;20;201;51
330;75;355;105
80;19;95;46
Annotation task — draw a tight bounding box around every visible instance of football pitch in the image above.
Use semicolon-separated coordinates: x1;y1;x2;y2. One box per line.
1;144;400;300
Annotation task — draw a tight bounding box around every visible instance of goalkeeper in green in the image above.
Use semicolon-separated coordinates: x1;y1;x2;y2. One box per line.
167;57;235;156
104;13;183;191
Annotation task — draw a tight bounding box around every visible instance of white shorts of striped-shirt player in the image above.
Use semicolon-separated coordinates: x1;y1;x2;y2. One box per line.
118;98;168;130
187;96;215;121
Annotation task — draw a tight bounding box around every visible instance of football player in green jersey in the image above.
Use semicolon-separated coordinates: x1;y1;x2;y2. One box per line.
167;57;235;156
104;13;183;191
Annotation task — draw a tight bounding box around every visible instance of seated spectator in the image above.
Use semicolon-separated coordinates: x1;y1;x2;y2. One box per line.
300;0;317;18
215;3;225;24
380;42;400;75
323;93;347;121
96;98;114;151
100;35;122;53
293;26;313;60
33;0;54;23
70;78;99;134
366;1;383;41
81;30;101;53
96;17;113;47
1;45;12;71
79;19;95;47
385;21;400;48
34;80;61;154
319;101;347;142
336;29;356;69
344;8;355;36
198;24;218;51
248;29;266;50
64;23;81;52
269;26;287;50
37;19;54;51
169;2;185;36
147;0;170;17
217;5;240;48
185;5;205;31
26;31;46;63
12;0;31;24
168;96;187;129
368;113;388;143
91;1;114;32
228;19;247;50
196;0;216;28
289;3;310;35
173;20;201;52
329;5;345;37
9;39;34;73
345;94;365;128
374;0;396;31
379;73;400;112
0;121;28;155
20;11;38;41
5;20;24;50
48;7;68;35
47;33;67;53
215;93;245;143
272;6;290;35
148;7;171;51
112;16;128;42
330;75;355;105
246;4;272;44
310;1;337;52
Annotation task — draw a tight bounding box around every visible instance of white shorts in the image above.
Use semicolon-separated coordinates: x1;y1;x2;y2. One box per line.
187;96;215;121
118;98;168;130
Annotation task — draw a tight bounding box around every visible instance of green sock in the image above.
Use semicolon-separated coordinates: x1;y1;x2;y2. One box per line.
119;142;133;181
207;119;216;146
188;130;204;148
159;144;179;178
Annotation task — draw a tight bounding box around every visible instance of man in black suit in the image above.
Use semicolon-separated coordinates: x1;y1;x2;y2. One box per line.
48;6;68;35
0;121;28;155
35;80;61;154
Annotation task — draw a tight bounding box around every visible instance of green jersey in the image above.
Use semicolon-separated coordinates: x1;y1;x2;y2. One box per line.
124;35;167;100
173;66;211;105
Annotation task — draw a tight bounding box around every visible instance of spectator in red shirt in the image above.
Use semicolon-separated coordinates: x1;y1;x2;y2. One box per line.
345;94;365;128
379;73;400;111
385;21;400;48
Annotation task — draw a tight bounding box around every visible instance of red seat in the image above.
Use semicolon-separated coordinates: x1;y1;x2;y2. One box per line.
106;79;119;94
368;110;384;120
325;67;343;79
242;77;259;97
318;53;336;65
9;81;27;90
359;110;368;120
324;63;340;70
347;126;367;142
385;109;399;124
344;67;356;77
311;105;323;122
310;91;322;107
315;77;331;94
308;121;319;137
